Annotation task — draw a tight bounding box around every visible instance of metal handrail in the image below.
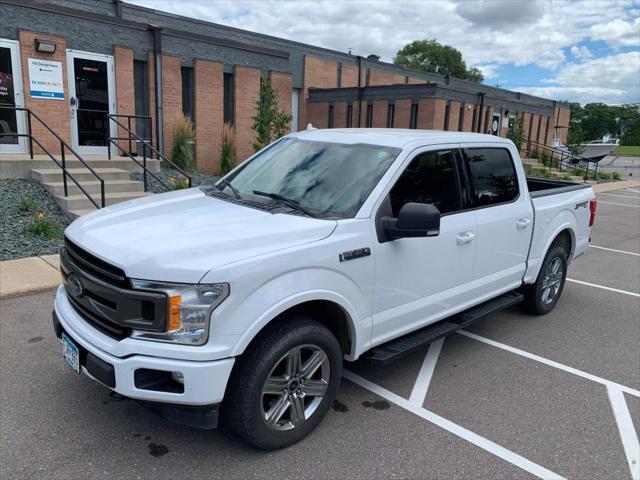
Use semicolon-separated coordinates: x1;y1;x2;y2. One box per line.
0;105;105;208
524;139;595;183
106;113;192;190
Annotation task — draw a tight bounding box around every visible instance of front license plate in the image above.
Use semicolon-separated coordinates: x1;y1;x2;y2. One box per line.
62;332;80;374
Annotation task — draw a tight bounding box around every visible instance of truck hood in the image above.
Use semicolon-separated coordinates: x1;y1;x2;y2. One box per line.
65;188;337;283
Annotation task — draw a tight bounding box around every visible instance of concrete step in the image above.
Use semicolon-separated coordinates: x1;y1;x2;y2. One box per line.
31;167;131;183
24;158;161;173
42;179;145;196
55;191;151;211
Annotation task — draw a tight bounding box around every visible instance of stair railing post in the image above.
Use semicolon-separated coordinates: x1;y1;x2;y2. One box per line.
108;116;112;160
127;116;132;155
60;140;68;197
27;110;34;159
143;141;148;192
100;179;105;208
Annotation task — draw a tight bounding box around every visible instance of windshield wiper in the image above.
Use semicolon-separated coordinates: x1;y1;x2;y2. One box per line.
216;179;241;199
252;190;316;218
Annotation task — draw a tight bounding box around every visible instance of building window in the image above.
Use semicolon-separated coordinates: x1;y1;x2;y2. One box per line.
387;103;395;128
458;104;465;131
181;66;194;121
365;68;371;86
337;62;342;88
133;60;149;143
444;102;450;131
346;104;353;127
410;103;418;129
536;115;542;143
328;104;334;128
471;107;478;132
366;104;373;127
223;72;235;125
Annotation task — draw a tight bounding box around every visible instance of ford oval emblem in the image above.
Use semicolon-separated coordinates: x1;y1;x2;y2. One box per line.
67;273;85;298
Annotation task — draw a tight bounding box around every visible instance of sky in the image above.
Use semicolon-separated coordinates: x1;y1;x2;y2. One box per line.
129;0;640;105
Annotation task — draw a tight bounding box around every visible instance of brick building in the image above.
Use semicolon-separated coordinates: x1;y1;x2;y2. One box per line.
1;0;570;174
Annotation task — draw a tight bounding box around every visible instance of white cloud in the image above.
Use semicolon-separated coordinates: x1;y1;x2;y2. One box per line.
570;45;592;60
476;63;499;79
518;51;640;104
590;17;640;47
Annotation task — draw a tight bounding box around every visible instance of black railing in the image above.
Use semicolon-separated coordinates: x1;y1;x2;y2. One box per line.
0;105;105;208
105;113;192;192
524;139;598;183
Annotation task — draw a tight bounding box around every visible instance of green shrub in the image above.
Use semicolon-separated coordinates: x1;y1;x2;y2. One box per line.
19;197;36;213
251;77;292;153
219;123;236;176
612;171;621;180
27;212;61;238
167;175;190;190
170;114;195;172
507;116;526;152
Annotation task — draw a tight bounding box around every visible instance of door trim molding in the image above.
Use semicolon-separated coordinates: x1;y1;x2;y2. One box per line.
0;37;27;154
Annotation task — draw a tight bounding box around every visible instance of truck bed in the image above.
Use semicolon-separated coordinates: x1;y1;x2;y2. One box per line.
527;176;591;198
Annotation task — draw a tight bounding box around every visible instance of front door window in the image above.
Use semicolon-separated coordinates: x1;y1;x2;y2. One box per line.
0;46;18;145
73;58;109;147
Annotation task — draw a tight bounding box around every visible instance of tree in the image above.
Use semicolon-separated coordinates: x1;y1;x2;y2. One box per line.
565;124;586;157
251;77;292;152
507;115;526;152
393;40;483;83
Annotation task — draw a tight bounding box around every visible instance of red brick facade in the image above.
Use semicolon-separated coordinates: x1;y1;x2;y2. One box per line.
371;100;388;128
114;46;135;152
340;64;359;88
367;68;405;86
18;30;70;153
269;71;293;134
160;54;182;158
301;56;338;130
194;59;224;173
234;66;261;163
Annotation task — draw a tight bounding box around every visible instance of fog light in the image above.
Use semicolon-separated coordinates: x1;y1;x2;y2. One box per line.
171;371;184;384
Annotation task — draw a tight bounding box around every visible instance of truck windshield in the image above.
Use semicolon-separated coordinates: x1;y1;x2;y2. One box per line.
223;138;401;219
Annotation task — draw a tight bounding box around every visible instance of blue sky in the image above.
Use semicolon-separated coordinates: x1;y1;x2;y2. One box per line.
130;0;640;105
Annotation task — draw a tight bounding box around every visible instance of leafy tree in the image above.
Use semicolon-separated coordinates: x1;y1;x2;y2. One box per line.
580;103;617;141
566;124;586;157
393;40;484;83
507;115;526;151
251;77;292;152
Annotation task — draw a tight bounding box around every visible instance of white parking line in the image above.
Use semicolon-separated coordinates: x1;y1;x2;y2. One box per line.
589;245;640;257
457;330;640;398
409;338;444;406
598;193;640;200
598;201;640;208
343;370;566;480
567;278;640;298
607;386;640;480
626;189;640;194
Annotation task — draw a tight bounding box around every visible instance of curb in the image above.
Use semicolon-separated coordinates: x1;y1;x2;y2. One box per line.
593;180;640;193
0;254;61;300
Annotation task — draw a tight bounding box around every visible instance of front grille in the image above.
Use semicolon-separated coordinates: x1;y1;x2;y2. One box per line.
64;238;128;288
61;239;167;340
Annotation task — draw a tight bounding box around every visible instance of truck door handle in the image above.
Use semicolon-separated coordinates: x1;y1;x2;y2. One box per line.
517;218;532;229
456;232;475;245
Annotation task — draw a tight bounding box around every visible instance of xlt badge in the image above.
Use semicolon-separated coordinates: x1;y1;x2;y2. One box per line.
339;248;371;262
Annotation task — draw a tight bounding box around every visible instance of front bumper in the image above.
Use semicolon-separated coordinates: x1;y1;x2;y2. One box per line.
53;287;236;428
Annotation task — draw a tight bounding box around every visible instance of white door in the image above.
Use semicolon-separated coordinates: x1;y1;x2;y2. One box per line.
0;38;27;154
371;146;477;346
66;50;116;155
462;145;533;294
291;89;299;132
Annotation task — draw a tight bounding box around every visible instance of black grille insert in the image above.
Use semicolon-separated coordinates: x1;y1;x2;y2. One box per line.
64;238;128;288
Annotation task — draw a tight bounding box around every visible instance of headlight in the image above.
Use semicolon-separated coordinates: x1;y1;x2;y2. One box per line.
130;280;229;345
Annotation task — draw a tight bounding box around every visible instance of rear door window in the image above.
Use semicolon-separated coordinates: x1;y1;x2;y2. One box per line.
464;148;519;207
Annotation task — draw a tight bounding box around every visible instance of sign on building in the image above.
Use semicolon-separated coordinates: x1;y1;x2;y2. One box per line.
28;58;64;100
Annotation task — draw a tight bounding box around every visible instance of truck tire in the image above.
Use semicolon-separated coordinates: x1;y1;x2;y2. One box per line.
521;245;568;315
225;316;342;450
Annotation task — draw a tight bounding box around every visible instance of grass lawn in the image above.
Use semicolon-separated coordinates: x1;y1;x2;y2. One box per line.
616;145;640;156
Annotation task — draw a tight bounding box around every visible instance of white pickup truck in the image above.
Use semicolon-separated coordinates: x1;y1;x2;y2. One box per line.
53;129;596;449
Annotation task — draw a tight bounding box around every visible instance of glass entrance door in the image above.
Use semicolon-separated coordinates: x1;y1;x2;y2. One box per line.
0;39;27;154
67;50;115;155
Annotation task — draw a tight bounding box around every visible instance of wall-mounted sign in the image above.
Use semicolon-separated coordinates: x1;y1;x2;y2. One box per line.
491;113;501;135
28;58;64;100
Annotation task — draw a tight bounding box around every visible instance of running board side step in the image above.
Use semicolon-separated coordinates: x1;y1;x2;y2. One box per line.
363;291;524;366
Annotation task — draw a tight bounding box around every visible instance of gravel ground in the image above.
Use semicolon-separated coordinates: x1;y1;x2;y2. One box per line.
0;179;71;261
130;168;219;193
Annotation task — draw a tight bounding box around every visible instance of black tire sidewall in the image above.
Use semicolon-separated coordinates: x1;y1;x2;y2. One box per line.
227;317;342;450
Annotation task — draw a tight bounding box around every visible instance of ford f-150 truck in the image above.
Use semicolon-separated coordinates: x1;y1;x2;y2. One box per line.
53;129;596;449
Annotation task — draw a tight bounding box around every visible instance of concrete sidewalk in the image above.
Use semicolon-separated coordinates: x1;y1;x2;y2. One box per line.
592;179;640;193
0;254;61;299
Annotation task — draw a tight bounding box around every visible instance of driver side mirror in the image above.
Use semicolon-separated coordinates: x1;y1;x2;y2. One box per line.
382;203;441;240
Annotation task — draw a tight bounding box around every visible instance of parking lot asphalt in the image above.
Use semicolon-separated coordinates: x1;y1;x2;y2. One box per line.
1;186;639;480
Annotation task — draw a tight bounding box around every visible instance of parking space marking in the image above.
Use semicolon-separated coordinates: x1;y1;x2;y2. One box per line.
608;386;640;480
589;245;640;257
457;331;640;398
626;189;640;194
598;201;640;208
409;338;444;406
343;369;566;480
567;278;640;297
598;193;640;200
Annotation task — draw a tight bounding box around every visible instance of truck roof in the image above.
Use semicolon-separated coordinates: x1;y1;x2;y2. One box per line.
292;128;514;149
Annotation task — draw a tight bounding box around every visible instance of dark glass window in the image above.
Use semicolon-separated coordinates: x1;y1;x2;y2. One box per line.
444;102;450;131
389;150;460;217
0;46;18;144
387;103;395;128
223;72;235;125
409;103;418;129
366;104;373;127
133;60;150;143
458;104;465;131
346;104;353;127
328;105;334;128
465;148;519;207
181;66;194;121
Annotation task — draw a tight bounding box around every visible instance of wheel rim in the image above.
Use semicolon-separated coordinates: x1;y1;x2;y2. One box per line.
260;344;331;431
541;257;563;305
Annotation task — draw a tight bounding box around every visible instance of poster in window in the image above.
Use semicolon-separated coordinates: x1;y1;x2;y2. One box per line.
28;58;64;100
